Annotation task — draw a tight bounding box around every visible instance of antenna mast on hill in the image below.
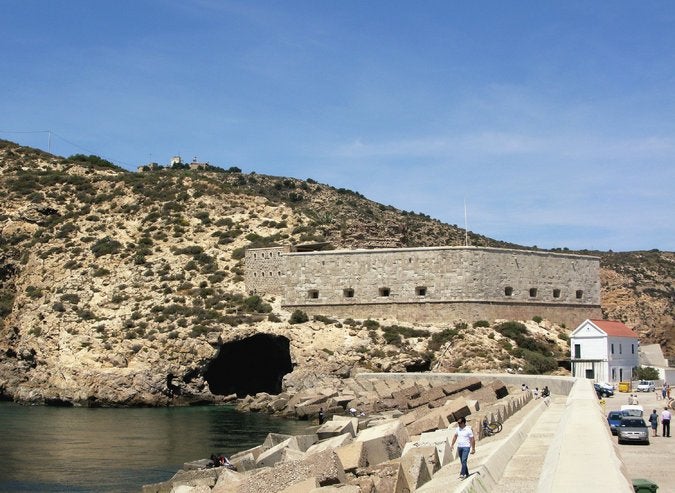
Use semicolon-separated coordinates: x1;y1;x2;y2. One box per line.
464;197;469;246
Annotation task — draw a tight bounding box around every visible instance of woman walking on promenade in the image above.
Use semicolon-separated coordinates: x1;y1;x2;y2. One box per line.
451;416;475;480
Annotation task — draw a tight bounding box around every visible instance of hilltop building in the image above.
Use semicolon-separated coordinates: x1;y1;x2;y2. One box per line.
245;245;602;327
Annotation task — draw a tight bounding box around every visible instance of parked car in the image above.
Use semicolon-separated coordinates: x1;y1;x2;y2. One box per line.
617;416;649;445
607;411;623;435
637;380;655;392
620;404;644;417
594;382;614;397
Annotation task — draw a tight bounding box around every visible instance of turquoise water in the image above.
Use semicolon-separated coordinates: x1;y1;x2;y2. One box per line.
0;402;312;492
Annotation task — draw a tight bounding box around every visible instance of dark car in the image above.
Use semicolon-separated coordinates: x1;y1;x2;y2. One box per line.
617;417;649;445
594;383;614;398
607;411;623;435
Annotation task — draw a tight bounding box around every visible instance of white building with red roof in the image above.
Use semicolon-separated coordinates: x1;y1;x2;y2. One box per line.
570;319;639;383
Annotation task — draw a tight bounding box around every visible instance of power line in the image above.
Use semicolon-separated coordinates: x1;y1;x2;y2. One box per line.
0;129;134;168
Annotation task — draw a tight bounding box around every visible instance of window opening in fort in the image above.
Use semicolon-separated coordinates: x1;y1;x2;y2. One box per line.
415;286;427;296
379;287;391;297
343;288;354;298
576;290;583;299
269;271;273;277
529;288;538;298
261;272;264;277
308;290;319;299
504;286;513;296
277;271;281;276
253;272;257;277
553;289;561;298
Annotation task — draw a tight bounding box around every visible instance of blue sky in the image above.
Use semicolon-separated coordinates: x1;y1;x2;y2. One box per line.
2;1;674;252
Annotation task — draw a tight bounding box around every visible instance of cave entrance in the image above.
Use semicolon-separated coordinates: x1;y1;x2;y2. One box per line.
204;333;293;398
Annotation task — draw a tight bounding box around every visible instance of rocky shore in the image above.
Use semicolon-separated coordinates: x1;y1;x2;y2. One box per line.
143;376;532;493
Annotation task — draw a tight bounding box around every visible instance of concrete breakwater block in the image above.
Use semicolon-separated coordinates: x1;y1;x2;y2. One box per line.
355;420;410;466
278;477;319;493
411;429;454;466
394;452;433;492
235;450;346;493
142;467;223;493
401;444;440;476
211;469;243;493
264;433;318;452
334;440;367;472
405;412;446;437
306;433;353;455
317;419;357;440
491;379;509;399
255;437;303;468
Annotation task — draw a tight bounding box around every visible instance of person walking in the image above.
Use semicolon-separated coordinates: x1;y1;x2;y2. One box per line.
649;409;659;437
450;416;475;480
662;384;667;400
662;407;672;438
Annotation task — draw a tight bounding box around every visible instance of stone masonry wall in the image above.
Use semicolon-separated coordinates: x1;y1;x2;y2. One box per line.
244;246;601;326
244;246;291;295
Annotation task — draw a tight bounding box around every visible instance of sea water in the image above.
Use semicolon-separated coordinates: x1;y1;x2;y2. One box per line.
0;401;312;492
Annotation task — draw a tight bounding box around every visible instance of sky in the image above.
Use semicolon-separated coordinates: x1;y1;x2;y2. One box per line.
2;1;674;252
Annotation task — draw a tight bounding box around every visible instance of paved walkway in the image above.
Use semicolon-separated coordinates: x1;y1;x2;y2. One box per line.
492;395;566;492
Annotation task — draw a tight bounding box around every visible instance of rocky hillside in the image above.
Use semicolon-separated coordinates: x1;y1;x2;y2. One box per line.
0;140;673;406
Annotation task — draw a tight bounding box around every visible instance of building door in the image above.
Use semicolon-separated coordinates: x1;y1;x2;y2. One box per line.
585;368;594;379
620;368;623;381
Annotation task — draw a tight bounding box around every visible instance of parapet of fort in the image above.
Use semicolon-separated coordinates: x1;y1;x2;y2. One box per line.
244;245;602;327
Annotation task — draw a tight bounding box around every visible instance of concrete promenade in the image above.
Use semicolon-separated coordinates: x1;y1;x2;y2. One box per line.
356;372;659;492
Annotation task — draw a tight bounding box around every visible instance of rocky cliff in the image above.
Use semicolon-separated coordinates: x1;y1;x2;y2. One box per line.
0;140;673;406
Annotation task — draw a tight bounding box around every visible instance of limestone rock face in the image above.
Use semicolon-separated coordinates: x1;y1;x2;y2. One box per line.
0;141;672;407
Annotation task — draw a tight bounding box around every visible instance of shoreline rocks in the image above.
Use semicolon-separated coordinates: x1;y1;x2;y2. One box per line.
143;378;532;493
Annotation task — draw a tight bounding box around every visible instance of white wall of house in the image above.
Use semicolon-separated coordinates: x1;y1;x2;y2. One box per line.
570;320;639;383
607;336;638;383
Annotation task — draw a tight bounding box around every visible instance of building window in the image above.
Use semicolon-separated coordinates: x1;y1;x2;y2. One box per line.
343;288;354;298
415;286;427;296
632;344;634;354
611;343;614;354
504;286;513;296
620;344;622;354
612;368;616;380
576;290;583;299
308;290;319;299
574;344;581;358
553;289;561;298
379;287;391;297
529;288;538;298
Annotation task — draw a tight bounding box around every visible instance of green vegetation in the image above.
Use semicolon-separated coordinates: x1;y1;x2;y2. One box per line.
633;366;660;380
289;310;309;324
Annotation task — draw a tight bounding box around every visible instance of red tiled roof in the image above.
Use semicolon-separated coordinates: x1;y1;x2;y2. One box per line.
590;319;638;338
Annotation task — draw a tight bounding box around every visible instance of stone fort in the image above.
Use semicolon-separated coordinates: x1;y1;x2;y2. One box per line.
244;245;602;327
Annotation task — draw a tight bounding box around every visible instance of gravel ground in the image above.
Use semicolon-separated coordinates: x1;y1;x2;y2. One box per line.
606;389;675;492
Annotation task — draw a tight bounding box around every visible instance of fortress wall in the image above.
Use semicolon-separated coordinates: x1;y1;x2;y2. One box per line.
245;246;601;326
285;301;602;328
243;246;290;295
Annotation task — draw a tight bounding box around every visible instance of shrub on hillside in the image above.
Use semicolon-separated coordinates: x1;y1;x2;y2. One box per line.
289;310;309;324
91;237;122;257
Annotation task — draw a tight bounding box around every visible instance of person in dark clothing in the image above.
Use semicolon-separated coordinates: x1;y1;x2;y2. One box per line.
318;408;325;425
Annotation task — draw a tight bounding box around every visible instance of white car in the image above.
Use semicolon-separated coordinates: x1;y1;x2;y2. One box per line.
636;380;655;392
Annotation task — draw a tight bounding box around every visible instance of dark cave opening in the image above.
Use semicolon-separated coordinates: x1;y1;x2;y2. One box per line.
204;333;293;398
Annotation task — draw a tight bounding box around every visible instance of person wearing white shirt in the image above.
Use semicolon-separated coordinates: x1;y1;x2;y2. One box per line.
450;416;475;479
662;407;671;437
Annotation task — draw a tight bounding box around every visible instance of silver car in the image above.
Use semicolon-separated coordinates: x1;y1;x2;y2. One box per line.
617;417;649;445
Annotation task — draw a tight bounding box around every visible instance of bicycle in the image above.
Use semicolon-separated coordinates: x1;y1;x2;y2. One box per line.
482;418;503;436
